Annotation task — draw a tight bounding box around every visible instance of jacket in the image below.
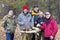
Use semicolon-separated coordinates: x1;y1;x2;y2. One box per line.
2;15;16;33
40;17;58;38
17;12;32;30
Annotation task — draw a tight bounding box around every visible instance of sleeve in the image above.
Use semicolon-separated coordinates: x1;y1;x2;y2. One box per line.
40;23;45;30
29;15;32;27
2;16;7;23
17;14;23;25
34;15;38;24
27;14;32;27
51;20;58;37
1;16;8;29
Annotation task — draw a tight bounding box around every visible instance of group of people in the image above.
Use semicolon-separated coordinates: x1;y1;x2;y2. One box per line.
1;5;58;40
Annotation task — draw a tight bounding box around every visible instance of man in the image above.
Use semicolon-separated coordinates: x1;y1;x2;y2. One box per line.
37;12;45;25
31;5;40;16
17;5;32;40
31;5;42;28
30;5;42;40
39;12;58;40
1;9;17;40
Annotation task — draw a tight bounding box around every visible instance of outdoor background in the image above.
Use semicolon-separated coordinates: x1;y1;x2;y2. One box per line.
0;0;60;40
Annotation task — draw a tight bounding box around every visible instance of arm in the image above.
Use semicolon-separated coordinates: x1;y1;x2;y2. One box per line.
51;20;58;37
1;16;7;27
40;23;45;30
28;15;32;28
17;14;24;25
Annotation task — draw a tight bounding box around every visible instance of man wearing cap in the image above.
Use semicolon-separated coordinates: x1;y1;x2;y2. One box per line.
38;12;58;40
17;5;32;40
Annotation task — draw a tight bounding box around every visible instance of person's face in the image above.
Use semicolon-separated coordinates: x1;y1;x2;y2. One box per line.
8;10;14;16
45;14;51;19
39;12;44;18
23;9;28;14
34;7;39;12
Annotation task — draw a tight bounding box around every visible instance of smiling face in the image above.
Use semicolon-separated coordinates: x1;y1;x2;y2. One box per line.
45;12;51;19
39;12;44;18
45;14;51;19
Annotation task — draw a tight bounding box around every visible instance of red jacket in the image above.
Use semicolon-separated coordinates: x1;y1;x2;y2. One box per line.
40;17;58;38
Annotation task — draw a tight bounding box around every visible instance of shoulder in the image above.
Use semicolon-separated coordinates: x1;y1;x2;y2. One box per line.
51;18;57;24
27;12;31;16
28;12;31;15
19;12;23;15
18;12;23;17
3;15;8;19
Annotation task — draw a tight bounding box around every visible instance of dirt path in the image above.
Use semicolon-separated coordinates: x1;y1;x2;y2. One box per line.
55;26;60;40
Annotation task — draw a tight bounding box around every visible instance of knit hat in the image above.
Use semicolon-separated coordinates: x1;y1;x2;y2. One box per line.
22;5;28;10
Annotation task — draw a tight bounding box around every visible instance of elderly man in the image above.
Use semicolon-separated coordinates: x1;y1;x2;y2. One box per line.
17;5;32;40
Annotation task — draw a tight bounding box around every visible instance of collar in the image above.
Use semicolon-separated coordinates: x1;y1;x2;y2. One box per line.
23;12;29;16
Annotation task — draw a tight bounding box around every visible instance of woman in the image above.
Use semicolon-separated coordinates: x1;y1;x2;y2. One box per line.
39;12;58;40
1;9;17;40
37;12;45;40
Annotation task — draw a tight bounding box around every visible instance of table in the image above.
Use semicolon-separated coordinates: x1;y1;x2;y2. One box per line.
20;27;40;40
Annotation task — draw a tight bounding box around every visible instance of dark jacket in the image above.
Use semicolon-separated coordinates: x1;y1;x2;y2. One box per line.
37;17;45;25
34;15;38;27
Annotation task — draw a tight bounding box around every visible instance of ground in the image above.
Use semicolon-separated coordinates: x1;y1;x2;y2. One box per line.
0;19;60;40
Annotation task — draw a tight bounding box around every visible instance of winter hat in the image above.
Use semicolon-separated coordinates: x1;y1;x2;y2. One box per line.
22;5;28;10
45;12;51;15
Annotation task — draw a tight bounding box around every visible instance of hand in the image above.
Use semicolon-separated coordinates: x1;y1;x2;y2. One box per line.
36;24;41;27
50;36;54;40
40;22;43;24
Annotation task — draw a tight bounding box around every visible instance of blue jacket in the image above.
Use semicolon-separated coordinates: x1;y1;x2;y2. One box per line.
34;15;45;27
37;17;45;24
34;15;38;27
17;12;32;30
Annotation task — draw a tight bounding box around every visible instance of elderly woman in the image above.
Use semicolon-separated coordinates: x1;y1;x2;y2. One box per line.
38;12;58;40
37;12;45;40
